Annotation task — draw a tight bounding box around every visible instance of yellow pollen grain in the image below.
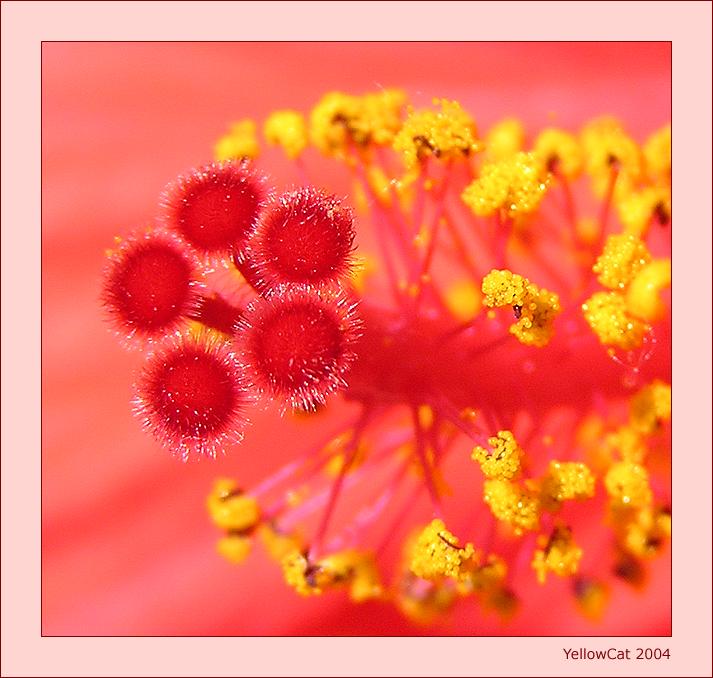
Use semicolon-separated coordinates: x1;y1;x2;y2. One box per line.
532;525;583;584
605;425;648;464
472;430;523;480
620;506;671;559
393;98;481;169
462;152;550;218
214;119;260;161
625;259;671;322
309;89;407;157
483;479;541;534
482;269;561;347
533;127;583;180
643;124;671;182
629;380;671;435
409;519;478;582
206;478;261;532
593;234;651;290
216;534;252;564
616;185;671;237
605;461;653;509
540;461;595;507
581;291;649;350
580;116;644;200
484;117;525;162
263;110;308;159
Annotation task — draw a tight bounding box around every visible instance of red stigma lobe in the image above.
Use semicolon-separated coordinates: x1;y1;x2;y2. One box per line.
252;187;355;288
102;230;200;345
161;160;267;260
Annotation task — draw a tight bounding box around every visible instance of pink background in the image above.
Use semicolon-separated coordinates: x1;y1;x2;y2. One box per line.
2;1;710;675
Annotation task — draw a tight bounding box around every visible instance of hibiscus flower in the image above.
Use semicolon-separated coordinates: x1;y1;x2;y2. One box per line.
42;41;671;635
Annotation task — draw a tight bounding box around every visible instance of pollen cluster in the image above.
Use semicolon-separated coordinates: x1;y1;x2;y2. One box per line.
462;152;550;219
482;269;561;346
472;430;523;480
409;519;477;582
103;87;670;628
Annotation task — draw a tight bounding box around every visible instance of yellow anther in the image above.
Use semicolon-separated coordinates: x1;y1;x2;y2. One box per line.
214;119;260;161
580;117;644;199
206;479;260;532
621;506;671;558
605;425;648;464
643;124;671;182
462;152;550;218
533;127;583;180
282;548;383;599
581;291;649;350
617;185;671;237
574;578;610;621
263;109;308;159
320;550;384;603
310;89;406;156
625;259;671;322
393;98;481;169
216;534;252;564
509;285;561;347
605;461;653;509
483;479;541;534
532;525;583;584
444;279;483;322
257;523;304;562
593;233;651;290
281;550;324;596
484;117;525;161
409;519;477;582
482;270;561;347
481;269;528;307
472;430;523;480
630;380;671;435
540;461;595;508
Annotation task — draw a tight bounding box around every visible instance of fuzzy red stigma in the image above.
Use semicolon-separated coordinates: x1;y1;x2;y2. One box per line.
160;160;267;261
134;335;251;459
101;230;201;345
251;187;355;288
238;286;361;410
